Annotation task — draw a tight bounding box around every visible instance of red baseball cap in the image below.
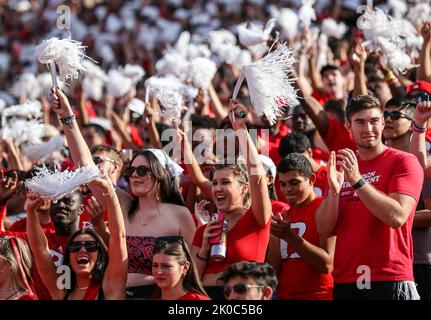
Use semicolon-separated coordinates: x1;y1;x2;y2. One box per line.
406;81;431;95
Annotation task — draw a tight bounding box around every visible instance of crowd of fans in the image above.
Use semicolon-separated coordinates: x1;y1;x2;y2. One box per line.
1;0;431;301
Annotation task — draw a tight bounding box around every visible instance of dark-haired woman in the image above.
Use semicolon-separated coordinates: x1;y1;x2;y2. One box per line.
25;175;128;300
191;100;273;299
49;88;196;299
152;237;210;300
0;236;37;300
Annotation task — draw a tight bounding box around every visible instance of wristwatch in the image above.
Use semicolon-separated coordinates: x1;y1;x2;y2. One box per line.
352;178;366;190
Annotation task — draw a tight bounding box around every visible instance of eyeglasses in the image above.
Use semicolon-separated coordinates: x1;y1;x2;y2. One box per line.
124;165;152;178
69;241;99;253
223;283;265;298
383;110;412;121
93;156;116;165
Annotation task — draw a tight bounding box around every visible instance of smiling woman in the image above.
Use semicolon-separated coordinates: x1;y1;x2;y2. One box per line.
25;174;128;300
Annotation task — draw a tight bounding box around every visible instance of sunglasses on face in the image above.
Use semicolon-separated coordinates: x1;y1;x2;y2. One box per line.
124;165;152;178
93;156;116;165
69;241;99;253
223;283;265;298
383;110;412;121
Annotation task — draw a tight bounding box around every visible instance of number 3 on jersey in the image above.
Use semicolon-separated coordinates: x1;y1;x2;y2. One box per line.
280;222;307;259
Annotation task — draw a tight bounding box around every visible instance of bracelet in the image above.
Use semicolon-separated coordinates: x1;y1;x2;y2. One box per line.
196;252;208;261
60;114;76;129
412;122;427;133
385;71;395;81
352;178;366;190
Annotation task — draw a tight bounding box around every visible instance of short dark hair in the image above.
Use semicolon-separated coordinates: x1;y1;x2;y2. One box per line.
190;115;218;129
218;261;278;292
82;123;107;139
385;98;416;119
279;132;311;158
320;64;343;77
346;95;382;123
324;99;347;124
91;144;124;167
276;153;313;178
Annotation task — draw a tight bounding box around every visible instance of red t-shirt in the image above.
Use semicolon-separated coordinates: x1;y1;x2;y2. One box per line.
335;147;423;283
0;228;70;299
18;293;38;300
9;218;54;232
314;166;328;198
312;90;333;107
192;209;270;275
178;291;211;300
322;118;356;152
271;200;290;217
278;197;333;300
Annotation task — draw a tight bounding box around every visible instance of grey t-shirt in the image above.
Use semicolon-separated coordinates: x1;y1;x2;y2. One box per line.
413;178;431;264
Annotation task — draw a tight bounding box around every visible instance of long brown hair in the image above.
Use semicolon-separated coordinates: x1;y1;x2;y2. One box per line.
152;237;207;298
127;150;185;221
0;236;34;294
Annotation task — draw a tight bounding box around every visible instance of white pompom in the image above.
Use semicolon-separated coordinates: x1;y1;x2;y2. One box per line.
299;0;316;27
25;164;100;201
155;50;189;78
23;135;64;162
2;119;45;147
269;6;299;40
37;73;64;97
237;19;275;47
388;0;407;19
34;37;88;82
10;73;42;100
2;100;42;121
187;57;217;90
208;29;237;50
321;18;347;39
407;3;431;26
127;98;146;115
106;69;132;98
234;43;299;125
377;37;419;74
121;64;146;84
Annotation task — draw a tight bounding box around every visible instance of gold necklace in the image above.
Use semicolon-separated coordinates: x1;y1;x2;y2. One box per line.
138;204;161;226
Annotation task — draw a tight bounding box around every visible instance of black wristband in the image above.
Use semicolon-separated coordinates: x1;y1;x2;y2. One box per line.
352;178;366;190
196;252;208;261
60;114;76;129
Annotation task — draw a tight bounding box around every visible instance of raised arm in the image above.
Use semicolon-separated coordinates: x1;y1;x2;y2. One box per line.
179;129;213;199
315;152;343;237
89;177;128;300
349;43;368;97
229;100;272;226
208;83;228;123
50;88;93;167
417;21;431;82
26;193;64;300
410;101;431;173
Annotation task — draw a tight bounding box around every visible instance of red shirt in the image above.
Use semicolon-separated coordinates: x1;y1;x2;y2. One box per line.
192;209;270;275
335;148;423;283
278;197;333;300
18;293;38;300
322;118;356;152
312;90;333;106
178;291;211;300
9;218;54;232
271;200;290;218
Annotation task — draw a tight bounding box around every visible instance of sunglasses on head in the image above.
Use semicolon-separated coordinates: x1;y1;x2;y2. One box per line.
223;283;265;298
93;156;116;165
155;236;184;247
124;165;152;178
383;110;412;121
69;241;99;253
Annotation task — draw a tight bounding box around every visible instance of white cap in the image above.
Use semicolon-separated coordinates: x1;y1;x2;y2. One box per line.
147;149;184;177
259;155;277;178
